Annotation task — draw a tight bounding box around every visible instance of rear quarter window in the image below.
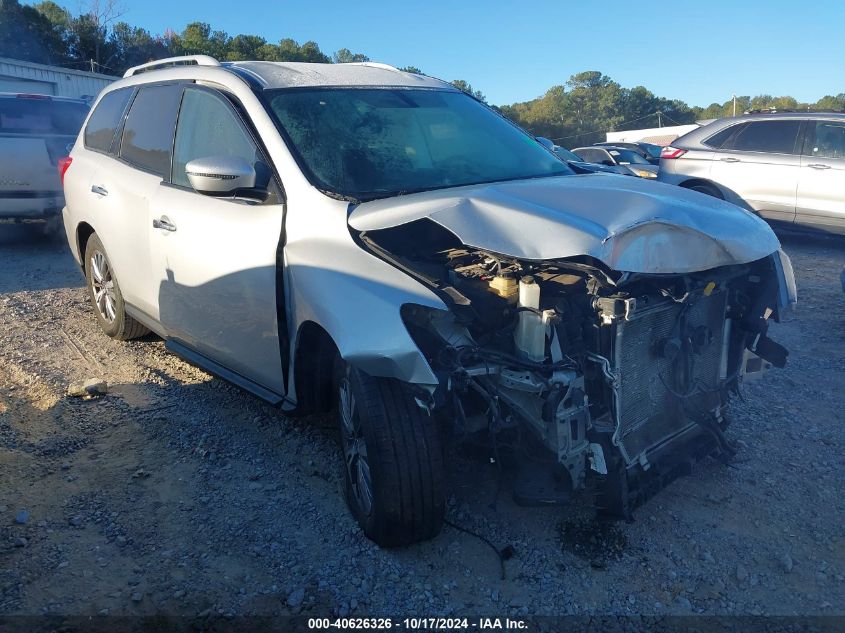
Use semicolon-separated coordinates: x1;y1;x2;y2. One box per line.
702;123;744;149
84;88;133;152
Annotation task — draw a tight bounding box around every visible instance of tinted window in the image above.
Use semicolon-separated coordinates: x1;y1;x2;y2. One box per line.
607;148;649;165
639;143;662;159
806;121;845;160
172;88;259;188
0;97;89;136
268;88;571;201
84;89;132;151
119;84;183;177
702;124;743;149
574;148;607;163
729;120;801;154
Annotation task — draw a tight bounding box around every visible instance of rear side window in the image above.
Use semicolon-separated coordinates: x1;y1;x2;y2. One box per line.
805;121;845;160
1;97;89;135
728;120;801;154
119;84;183;177
84;88;132;151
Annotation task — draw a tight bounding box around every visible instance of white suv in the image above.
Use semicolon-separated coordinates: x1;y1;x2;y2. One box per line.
62;56;795;546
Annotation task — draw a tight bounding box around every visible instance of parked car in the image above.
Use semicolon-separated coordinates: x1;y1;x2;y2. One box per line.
658;111;845;234
62;55;795;546
594;141;662;165
572;146;659;178
0;93;89;221
536;137;628;175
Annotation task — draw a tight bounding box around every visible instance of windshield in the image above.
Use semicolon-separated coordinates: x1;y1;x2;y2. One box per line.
606;148;650;165
266;88;572;201
0;98;88;135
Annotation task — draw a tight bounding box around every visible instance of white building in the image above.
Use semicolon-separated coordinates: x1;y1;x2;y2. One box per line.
0;57;115;101
606;123;702;147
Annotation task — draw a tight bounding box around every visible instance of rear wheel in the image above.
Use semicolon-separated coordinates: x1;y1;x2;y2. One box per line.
686;182;723;199
335;359;445;546
84;233;148;340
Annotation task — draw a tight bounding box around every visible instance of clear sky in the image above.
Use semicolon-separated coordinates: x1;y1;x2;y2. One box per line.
86;0;845;107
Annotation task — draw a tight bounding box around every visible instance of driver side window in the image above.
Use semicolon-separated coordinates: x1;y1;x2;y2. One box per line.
171;88;261;188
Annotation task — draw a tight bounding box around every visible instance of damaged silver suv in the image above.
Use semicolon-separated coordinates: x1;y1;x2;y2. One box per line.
62;56;796;546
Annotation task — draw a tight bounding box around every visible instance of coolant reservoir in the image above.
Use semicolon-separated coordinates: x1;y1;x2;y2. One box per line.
518;276;540;309
515;276;545;362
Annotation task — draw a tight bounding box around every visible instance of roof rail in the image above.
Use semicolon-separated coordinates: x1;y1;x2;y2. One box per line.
744;107;845;115
123;55;221;78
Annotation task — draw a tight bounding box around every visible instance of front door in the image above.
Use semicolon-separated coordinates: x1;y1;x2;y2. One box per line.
148;86;286;395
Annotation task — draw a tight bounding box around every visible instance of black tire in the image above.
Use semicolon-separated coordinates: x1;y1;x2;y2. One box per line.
335;359;445;546
687;183;723;199
83;233;148;340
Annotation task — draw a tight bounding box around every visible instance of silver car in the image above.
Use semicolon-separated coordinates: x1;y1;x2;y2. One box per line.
0;93;88;220
658;111;845;234
571;146;659;179
62;55;795;546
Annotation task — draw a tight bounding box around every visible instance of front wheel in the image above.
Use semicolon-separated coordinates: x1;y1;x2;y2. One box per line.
336;360;445;546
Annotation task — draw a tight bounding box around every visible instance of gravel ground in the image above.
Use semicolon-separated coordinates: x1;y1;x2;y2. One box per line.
0;221;843;619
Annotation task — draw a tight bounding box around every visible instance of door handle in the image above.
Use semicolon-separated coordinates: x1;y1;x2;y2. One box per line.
91;185;108;196
807;163;831;170
720;157;740;163
152;216;177;232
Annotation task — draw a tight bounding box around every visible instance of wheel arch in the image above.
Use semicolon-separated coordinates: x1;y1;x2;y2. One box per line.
76;221;96;265
290;320;340;415
678;178;724;199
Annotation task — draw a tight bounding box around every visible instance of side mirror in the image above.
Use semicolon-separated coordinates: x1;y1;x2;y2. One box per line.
186;155;259;197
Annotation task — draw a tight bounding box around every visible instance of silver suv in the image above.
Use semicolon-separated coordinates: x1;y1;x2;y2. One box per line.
62;55;795;546
0;93;88;221
658;111;845;234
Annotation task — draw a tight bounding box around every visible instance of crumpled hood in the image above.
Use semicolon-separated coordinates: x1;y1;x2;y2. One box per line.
348;174;781;274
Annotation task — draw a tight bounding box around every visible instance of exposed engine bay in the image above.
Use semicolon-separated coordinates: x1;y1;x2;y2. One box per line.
360;218;790;517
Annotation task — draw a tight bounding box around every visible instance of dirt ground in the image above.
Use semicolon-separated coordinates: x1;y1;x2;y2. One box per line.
0;221;843;620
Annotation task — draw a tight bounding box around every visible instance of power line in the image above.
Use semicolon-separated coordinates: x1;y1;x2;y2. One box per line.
551;111;664;143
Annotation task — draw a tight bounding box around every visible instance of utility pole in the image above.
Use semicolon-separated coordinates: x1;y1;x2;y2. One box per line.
90;59;95;73
657;111;662;127
733;94;737;117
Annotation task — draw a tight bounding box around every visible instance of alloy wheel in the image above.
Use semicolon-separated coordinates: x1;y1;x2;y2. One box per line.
339;377;374;517
90;250;117;323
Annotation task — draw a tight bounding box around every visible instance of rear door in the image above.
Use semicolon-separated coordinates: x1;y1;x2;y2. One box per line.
93;83;183;319
796;119;845;233
148;85;286;396
0;95;88;212
708;119;802;223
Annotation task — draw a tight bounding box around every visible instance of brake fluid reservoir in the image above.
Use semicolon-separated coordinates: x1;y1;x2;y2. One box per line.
515;276;545;362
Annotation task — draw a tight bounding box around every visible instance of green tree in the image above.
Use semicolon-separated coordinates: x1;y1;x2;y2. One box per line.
333;48;369;63
450;79;486;102
0;0;67;64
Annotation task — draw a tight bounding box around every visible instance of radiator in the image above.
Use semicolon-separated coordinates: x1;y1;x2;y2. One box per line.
611;291;728;464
